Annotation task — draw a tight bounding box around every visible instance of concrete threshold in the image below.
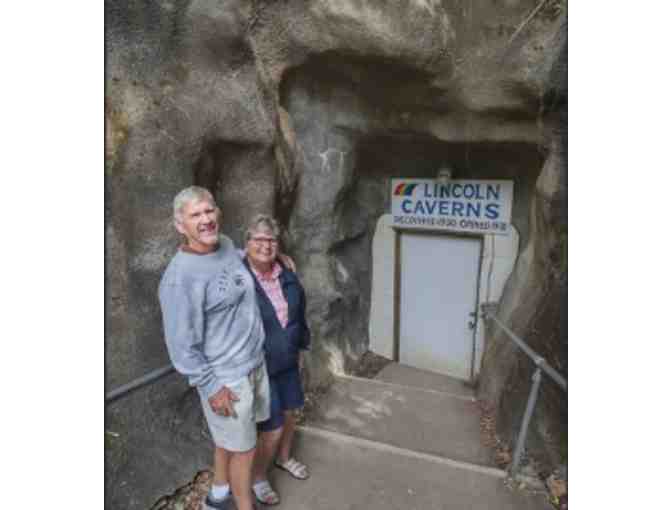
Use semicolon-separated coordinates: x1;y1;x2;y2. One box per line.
339;373;477;402
298;425;506;478
374;363;477;397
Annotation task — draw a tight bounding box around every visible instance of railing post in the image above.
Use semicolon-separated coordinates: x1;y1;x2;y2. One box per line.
510;367;543;477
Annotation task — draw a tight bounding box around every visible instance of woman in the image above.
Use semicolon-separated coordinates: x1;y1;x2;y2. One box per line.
243;214;311;506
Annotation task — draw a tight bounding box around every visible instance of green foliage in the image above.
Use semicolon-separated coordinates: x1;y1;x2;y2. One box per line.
559;428;568;463
105;430;120;450
557;227;568;277
105;97;129;173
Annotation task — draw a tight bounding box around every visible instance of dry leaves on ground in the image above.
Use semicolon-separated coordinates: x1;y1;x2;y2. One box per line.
150;470;212;510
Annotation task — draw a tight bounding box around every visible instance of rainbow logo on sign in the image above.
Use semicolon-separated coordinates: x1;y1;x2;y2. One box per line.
393;183;418;196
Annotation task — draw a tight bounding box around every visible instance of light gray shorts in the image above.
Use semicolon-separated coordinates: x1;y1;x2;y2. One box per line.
200;362;271;452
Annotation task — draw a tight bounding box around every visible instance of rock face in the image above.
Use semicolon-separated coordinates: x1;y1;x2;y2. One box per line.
106;1;567;507
478;17;568;470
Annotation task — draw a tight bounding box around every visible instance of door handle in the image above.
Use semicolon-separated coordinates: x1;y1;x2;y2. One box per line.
468;311;477;330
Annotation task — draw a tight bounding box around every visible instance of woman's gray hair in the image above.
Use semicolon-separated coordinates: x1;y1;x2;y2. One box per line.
245;214;280;241
173;186;216;221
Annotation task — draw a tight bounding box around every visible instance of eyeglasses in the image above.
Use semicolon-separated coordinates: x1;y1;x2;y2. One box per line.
251;237;278;246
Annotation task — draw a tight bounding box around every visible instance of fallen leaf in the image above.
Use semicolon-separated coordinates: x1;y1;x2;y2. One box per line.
546;475;567;498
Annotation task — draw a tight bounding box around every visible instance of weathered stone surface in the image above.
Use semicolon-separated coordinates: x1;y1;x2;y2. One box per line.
477;18;568;470
105;373;212;510
106;1;567;504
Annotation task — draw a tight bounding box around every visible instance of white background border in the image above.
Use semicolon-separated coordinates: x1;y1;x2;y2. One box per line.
0;3;102;506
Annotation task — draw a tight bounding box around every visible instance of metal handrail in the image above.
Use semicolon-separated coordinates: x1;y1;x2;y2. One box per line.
105;364;175;404
482;310;567;391
481;304;567;477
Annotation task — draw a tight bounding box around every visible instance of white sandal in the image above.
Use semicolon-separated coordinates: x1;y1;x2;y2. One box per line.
274;457;310;480
252;479;280;506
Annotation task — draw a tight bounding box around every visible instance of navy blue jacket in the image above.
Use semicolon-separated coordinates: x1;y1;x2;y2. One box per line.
243;259;311;376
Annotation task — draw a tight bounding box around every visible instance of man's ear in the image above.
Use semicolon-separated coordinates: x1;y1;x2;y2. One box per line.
174;218;185;236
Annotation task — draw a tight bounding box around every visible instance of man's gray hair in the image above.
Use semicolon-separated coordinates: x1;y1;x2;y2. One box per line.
245;214;280;241
173;186;216;221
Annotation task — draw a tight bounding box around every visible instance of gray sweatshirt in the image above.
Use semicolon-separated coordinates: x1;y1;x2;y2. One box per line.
158;235;265;399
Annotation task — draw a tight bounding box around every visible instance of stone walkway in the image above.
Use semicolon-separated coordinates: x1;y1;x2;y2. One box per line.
265;364;550;510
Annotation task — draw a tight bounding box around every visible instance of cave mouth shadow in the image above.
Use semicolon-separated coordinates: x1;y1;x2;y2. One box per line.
192;138;276;246
343;133;546;250
326;133;545;369
279;51;450;113
193;139;253;197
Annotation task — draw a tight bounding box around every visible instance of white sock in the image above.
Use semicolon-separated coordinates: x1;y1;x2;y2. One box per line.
210;483;230;500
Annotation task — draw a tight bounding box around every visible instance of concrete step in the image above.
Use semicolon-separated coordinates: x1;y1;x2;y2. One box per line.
309;376;493;467
266;426;550;510
375;363;476;398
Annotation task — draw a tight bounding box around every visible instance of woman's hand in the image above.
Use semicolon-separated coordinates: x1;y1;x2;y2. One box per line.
278;253;296;272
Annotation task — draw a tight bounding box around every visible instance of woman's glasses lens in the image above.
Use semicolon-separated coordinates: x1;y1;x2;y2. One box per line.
253;237;277;246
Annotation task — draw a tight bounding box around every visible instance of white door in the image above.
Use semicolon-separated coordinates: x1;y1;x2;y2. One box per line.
399;232;481;380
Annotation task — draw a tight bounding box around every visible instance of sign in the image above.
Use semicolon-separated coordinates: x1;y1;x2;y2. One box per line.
391;178;514;235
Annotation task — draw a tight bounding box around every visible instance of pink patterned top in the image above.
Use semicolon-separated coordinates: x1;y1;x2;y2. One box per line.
250;261;288;328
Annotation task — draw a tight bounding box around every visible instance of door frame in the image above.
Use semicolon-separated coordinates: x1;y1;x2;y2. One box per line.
393;227;485;383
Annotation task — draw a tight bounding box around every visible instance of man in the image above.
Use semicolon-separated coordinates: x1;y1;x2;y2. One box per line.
159;186;277;510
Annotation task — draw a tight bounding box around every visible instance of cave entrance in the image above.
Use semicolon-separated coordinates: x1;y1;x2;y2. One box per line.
369;178;521;383
398;231;482;381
